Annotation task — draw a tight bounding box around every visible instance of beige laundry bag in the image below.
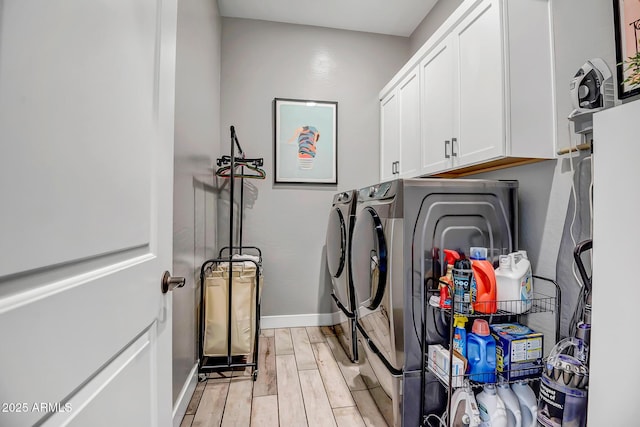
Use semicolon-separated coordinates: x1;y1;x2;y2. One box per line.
203;262;262;357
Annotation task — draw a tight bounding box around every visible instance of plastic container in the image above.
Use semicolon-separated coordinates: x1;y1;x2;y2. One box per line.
452;258;473;314
452;315;467;358
495;252;533;314
438;250;459;309
511;381;538;427
470;247;497;314
476;384;508;427
439;266;453;309
497;383;523;427
467;319;496;383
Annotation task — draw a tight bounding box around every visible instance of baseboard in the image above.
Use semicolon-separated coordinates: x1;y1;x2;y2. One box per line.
260;312;340;329
172;363;198;427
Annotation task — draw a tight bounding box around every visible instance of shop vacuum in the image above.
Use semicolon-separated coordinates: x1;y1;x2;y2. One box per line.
537;240;592;427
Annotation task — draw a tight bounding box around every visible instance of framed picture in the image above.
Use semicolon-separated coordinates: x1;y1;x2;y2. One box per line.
614;0;640;99
273;98;338;184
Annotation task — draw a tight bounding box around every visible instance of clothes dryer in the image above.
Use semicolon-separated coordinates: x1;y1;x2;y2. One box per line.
350;178;518;427
325;190;358;362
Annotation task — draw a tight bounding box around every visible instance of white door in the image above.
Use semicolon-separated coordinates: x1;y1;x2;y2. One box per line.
421;37;455;175
380;90;399;181
397;66;421;178
0;1;178;427
453;0;504;167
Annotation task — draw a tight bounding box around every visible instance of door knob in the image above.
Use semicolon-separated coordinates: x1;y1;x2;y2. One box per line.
161;271;186;293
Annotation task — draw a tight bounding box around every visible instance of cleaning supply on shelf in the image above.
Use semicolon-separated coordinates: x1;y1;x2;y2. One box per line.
495;252;533;314
537;337;588;427
511;381;538;427
427;344;466;388
470;247;497;314
467;319;496;383
497;383;522;427
450;387;481;427
439;249;460;309
452;315;468;358
490;323;543;382
476;384;508;427
452;257;474;314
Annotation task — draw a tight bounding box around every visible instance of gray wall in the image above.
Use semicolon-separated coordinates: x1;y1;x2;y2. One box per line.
471;0;615;339
219;18;409;319
172;0;221;404
408;0;615;338
409;0;463;56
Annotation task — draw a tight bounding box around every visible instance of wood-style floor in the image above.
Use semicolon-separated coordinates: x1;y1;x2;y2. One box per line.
180;327;392;427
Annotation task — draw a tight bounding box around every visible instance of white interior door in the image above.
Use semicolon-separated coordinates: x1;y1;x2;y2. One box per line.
0;1;177;426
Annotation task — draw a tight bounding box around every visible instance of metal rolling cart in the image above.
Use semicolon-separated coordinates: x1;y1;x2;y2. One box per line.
420;265;561;426
198;126;265;381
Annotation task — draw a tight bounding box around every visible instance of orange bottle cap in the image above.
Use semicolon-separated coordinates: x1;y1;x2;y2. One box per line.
472;319;490;335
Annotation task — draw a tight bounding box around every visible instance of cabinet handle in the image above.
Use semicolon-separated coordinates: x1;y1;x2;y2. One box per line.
445;140;450;159
391;161;397;175
452;137;458;157
395;161;400;174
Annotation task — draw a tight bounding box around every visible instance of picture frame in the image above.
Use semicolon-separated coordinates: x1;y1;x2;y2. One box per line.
613;0;640;99
273;98;338;184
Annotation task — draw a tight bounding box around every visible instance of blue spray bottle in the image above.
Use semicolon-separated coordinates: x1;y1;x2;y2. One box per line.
453;315;468;358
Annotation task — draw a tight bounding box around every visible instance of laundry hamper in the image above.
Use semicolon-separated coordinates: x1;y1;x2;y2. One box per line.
203;260;262;357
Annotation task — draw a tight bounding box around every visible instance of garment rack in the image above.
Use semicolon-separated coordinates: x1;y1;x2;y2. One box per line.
198;126;265;381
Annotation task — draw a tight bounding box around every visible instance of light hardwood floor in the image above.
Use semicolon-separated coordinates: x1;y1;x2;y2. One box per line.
181;327;391;427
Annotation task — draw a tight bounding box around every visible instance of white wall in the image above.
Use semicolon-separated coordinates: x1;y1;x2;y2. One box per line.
219;18;409;321
172;0;221;410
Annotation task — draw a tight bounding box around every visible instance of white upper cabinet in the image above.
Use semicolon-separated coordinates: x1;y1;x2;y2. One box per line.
421;36;455;174
380;65;421;181
380;90;399;181
382;0;556;178
453;0;504;168
398;67;421;178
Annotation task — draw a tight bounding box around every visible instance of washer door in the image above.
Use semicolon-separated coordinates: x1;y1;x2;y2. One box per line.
351;206;387;310
326;207;348;300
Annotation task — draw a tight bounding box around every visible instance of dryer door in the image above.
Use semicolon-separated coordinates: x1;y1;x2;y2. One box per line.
351;206;387;310
326;207;347;278
326;207;349;304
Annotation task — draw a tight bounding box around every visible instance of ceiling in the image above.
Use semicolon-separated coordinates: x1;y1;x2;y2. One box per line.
217;0;438;37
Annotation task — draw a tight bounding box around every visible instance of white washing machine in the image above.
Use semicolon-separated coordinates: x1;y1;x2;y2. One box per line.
325;190;358;362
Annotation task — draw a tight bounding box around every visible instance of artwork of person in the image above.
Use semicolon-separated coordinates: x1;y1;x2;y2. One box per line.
288;125;320;170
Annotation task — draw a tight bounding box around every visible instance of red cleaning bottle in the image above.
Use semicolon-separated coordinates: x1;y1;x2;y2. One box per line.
439;249;460;309
470;247;497;314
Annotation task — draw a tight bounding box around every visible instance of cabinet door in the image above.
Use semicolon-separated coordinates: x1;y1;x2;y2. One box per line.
398;66;421;178
421;37;455;175
380;90;399;181
453;0;505;167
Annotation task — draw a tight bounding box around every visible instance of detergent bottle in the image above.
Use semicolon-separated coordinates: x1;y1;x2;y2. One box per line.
452;315;468;358
467;319;496;383
511;381;538;427
470;247;497;314
495;252;533;314
497;383;522;427
452;258;473;314
438;249;460;309
476;384;508;427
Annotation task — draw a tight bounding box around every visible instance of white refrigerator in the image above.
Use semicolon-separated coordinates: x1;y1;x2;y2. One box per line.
589;99;640;424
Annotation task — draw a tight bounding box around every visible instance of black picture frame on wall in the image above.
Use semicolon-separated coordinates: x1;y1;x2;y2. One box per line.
613;0;640;99
273;98;338;185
